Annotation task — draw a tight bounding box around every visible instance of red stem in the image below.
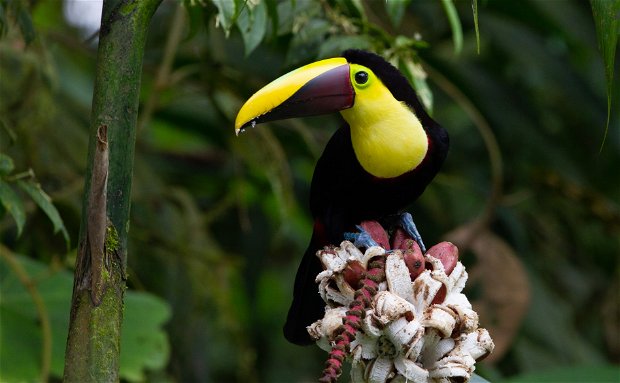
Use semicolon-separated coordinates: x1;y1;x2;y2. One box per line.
319;256;386;383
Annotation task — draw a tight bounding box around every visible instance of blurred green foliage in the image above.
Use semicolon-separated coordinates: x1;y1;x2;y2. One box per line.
0;252;170;382
0;0;618;382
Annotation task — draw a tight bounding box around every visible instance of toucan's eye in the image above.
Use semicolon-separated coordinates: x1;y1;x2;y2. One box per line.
355;71;369;85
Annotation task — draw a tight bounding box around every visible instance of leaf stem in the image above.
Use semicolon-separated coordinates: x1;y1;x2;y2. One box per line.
5;168;34;182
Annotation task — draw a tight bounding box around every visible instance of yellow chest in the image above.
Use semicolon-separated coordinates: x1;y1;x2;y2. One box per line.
341;97;428;179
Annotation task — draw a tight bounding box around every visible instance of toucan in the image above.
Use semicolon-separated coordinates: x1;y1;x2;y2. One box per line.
235;50;449;345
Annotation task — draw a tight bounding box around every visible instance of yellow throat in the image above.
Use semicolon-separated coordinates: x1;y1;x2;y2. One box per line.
340;66;428;179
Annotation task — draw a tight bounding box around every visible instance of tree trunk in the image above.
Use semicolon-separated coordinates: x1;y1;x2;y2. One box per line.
63;0;161;381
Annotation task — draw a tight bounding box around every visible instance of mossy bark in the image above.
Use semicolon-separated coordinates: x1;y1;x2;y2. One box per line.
64;0;161;381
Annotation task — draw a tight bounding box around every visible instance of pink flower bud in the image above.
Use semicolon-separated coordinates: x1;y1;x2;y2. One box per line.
426;242;458;275
391;227;411;250
360;221;390;250
343;260;365;289
403;246;424;279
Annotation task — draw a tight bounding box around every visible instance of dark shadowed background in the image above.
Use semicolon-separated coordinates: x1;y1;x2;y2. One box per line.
1;0;618;382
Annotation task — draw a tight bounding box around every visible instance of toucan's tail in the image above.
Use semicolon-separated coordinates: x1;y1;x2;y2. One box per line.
283;231;326;345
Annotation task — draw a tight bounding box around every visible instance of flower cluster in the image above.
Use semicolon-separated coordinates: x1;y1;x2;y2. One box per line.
308;222;494;383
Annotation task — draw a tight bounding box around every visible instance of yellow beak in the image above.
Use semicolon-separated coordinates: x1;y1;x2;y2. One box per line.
235;57;355;135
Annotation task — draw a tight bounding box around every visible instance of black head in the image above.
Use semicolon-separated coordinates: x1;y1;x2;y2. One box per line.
343;49;430;121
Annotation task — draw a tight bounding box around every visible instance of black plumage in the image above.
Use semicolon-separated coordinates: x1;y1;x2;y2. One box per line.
284;50;449;345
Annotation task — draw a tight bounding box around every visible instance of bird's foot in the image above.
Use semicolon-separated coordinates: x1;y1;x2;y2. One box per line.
399;212;426;253
344;225;380;249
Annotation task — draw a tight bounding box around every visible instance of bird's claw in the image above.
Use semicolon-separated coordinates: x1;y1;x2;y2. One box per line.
400;212;426;253
344;225;380;249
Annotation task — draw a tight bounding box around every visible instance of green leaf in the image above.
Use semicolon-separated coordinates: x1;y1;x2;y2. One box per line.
501;365;620;383
385;0;411;28
336;0;367;21
472;0;480;54
16;179;70;248
0;1;7;37
120;293;172;382
275;0;294;35
211;0;237;36
276;0;321;37
470;373;492;383
236;0;268;57
0;178;25;236
265;0;279;37
0;117;18;144
590;0;620;147
284;18;330;66
0;254;172;381
393;34;429;50
0;152;14;175
0;254;75;379
512;275;606;369
400;58;434;114
440;0;463;54
15;2;35;45
317;35;373;59
0;307;41;382
183;0;207;41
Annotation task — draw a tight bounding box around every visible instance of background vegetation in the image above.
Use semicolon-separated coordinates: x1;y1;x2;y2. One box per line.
1;0;618;382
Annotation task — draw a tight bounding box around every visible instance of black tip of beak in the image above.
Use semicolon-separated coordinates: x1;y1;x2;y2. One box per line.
236;120;256;136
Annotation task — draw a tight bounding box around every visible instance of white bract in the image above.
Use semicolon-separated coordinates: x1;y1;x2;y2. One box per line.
308;241;494;383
